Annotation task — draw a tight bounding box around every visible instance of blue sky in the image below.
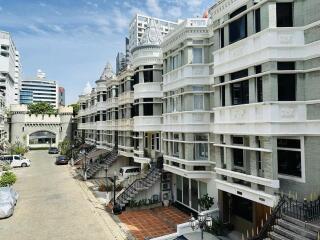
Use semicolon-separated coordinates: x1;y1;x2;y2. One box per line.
0;0;213;104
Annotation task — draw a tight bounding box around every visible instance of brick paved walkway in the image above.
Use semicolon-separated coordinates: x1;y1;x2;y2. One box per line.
118;206;190;240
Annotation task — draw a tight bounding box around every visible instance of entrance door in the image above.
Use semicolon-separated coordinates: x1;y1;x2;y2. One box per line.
254;202;271;229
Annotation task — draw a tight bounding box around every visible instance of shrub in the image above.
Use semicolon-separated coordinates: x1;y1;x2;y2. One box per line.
0;171;17;187
198;193;214;211
2;164;12;171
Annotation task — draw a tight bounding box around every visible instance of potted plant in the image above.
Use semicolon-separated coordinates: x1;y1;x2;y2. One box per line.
198;194;214;211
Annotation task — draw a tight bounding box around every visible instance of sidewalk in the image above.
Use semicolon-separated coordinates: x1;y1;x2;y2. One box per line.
69;166;133;240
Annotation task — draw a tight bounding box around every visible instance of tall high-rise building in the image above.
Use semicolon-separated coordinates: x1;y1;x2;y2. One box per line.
20;70;59;108
128;14;177;51
0;31;22;106
58;87;65;106
116;52;126;75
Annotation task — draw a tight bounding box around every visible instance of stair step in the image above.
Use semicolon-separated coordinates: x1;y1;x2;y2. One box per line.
282;215;320;233
277;219;318;239
269;231;291;240
273;225;310;240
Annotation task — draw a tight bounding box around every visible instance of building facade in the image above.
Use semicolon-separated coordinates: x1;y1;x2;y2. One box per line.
76;0;320;233
128;14;177;52
208;0;320;232
58;87;65;106
0;31;21;106
10;104;73;149
20;70;59;108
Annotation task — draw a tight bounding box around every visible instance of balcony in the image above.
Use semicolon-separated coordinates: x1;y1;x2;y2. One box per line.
164;164;214;179
215;179;279;207
106;97;118;109
118;91;134;105
134;82;163;99
215;168;279;189
163;111;210;132
212;101;320;135
133;116;162;132
213;27;317;76
118;119;133;130
163;64;210;92
133;149;151;164
96;101;107;111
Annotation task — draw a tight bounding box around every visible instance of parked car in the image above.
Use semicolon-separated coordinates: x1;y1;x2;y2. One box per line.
0;187;18;219
119;166;141;179
55;155;69;165
48;147;59;154
0;155;31;168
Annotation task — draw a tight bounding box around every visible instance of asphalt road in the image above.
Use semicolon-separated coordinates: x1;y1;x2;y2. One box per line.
0;150;111;240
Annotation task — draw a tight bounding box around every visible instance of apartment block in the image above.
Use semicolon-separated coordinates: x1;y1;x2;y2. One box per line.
0;31;21;106
20;70;60;108
128;14;177;51
208;0;320;232
76;0;320;232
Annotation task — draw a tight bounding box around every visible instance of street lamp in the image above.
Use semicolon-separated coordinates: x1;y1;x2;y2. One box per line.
113;171;117;206
80;148;87;180
105;166;109;191
189;213;213;240
71;144;75;166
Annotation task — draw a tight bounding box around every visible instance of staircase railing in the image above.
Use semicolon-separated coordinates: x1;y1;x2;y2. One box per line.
250;194;320;240
115;167;160;205
249;196;286;240
282;195;320;222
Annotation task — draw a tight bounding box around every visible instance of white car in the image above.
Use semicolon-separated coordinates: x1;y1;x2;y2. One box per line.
0;187;18;219
0;155;31;168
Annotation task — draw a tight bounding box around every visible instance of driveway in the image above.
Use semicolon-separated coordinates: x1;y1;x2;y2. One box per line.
0;150;119;240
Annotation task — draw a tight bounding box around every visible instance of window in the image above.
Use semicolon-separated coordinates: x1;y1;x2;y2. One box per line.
155;133;160;150
229;6;247;44
255;8;261;33
144;133;148;148
233;149;244;167
277;138;302;178
191;180;198;210
256;77;263;102
277;62;295;70
220;28;225;48
232;195;253;221
173;134;179;157
195;135;208;160
277;3;293;27
194;94;204;110
231;81;249;105
143;70;153;83
172;96;178;112
176;175;182;202
220;76;225;106
171;55;178;70
232;136;243;144
151;134;155;150
278;74;296;101
192;48;203;64
183;177;189;206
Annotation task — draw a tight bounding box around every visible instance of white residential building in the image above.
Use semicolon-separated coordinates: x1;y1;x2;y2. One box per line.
20;70;59;108
0;31;21;106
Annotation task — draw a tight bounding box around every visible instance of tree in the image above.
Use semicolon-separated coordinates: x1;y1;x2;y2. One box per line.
198;194;214;211
28;102;57;115
58;139;72;158
69;103;80;116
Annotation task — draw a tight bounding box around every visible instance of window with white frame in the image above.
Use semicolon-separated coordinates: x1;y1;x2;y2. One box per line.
192;48;203;64
151;134;155;150
277;138;302;178
171;54;179;70
194;94;204;110
194;135;208;160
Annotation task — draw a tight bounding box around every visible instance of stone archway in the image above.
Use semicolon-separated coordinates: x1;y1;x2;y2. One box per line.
29;130;57;148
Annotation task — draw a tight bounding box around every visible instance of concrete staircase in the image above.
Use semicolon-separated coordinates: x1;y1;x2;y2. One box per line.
85;148;118;179
74;145;96;165
115;167;162;207
266;215;319;240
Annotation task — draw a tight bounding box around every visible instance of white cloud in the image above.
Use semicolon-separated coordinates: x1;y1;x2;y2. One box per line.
146;0;163;18
168;6;182;18
112;8;130;33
